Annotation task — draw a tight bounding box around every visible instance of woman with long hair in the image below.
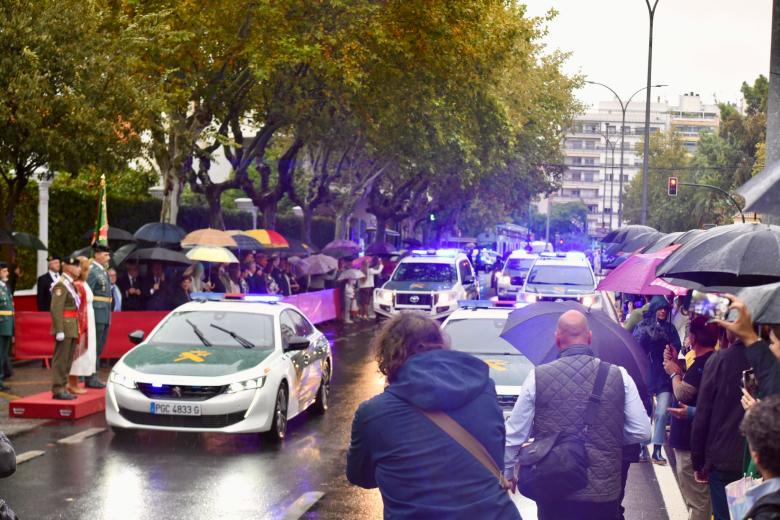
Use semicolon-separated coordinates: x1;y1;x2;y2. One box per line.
68;257;96;394
347;313;519;519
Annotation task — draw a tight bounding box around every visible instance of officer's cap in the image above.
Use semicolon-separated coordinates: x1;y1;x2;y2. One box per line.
92;243;111;254
0;262;8;270
47;254;62;262
63;256;80;266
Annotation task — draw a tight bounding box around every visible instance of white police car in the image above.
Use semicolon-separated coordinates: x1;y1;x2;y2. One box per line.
517;251;601;308
496;251;538;301
105;294;332;442
441;301;533;417
374;249;479;320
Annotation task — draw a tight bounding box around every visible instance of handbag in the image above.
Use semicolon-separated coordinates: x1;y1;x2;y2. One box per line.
516;361;611;502
418;409;510;490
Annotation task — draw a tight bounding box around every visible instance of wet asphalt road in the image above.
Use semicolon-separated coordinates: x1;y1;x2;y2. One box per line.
2;310;670;520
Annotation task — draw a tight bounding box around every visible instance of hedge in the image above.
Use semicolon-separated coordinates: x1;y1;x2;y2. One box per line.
6;183;335;289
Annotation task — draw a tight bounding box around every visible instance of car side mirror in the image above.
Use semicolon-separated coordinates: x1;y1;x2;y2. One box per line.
285;335;310;351
463;276;475;285
128;330;145;345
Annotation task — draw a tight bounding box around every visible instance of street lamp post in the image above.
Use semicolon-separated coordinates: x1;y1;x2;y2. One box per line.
641;0;661;225
597;128;617;231
584;80;667;227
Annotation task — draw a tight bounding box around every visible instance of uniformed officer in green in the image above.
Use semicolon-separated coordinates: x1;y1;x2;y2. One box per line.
0;262;14;392
50;256;82;400
87;244;111;388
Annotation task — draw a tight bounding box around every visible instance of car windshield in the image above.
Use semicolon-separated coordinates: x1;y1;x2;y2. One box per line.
148;311;275;349
526;265;595;287
444;318;518;355
504;258;535;274
392;263;456;283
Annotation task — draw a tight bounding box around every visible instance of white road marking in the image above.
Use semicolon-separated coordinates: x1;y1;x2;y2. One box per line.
57;427;106;445
280;491;325;520
15;450;44;464
652;446;688;520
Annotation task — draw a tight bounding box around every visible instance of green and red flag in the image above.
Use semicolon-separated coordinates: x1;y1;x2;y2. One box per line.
92;174;109;246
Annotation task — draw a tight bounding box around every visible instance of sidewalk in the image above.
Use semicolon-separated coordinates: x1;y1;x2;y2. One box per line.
0;361;111;437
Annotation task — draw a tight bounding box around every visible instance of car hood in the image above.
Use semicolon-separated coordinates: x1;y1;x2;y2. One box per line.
469;353;533;387
382;280;455;291
122;343;273;377
525;285;593;296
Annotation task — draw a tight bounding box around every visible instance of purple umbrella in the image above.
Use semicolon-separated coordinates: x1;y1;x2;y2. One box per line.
322;239;360;259
365;242;397;255
500;301;649;399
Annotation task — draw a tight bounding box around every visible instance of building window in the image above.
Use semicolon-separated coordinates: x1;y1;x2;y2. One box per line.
584;140;596;150
569;172;582;181
584;172;595;182
568;139;582;149
604;207;612;214
587;204;598;214
571;157;582;165
583;158;596;165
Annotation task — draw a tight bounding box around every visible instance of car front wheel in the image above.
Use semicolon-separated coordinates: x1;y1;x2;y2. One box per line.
311;362;331;415
262;384;288;443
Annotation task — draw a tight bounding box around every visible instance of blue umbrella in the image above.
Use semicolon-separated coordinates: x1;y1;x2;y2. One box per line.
500;300;649;399
133;223;186;245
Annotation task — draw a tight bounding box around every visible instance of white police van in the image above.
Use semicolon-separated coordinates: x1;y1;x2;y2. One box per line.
374;249;479;320
517;251;601;308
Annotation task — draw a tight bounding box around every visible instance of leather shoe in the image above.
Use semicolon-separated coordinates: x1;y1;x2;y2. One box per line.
52;391;77;400
85;379;106;389
651;453;668;466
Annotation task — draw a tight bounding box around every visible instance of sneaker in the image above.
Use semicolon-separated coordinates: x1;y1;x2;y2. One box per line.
651;453;668;466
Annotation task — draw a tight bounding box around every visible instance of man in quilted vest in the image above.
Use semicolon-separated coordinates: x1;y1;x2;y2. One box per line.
504;310;651;519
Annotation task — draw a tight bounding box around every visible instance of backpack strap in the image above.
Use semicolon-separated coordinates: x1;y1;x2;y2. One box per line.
418;409;510;489
583;361;611;432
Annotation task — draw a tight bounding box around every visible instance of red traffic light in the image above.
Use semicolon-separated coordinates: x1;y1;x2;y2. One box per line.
668;176;678;196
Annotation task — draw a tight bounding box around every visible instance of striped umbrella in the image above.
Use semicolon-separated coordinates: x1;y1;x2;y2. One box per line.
244;229;289;249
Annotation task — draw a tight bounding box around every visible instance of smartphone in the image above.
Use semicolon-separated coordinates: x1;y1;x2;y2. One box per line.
688;290;731;320
742;368;759;398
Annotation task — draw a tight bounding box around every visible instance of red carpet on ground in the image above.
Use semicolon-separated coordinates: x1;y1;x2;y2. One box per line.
9;388;105;420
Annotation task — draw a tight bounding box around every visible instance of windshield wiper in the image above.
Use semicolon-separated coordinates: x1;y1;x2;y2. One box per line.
209;323;255;349
185;319;212;347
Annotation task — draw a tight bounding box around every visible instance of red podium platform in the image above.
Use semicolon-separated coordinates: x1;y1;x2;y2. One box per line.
9;388;106;420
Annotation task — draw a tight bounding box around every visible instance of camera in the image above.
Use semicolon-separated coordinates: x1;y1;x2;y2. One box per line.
688;290;731;321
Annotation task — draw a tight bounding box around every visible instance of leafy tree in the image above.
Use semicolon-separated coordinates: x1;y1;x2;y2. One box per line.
0;0;157;229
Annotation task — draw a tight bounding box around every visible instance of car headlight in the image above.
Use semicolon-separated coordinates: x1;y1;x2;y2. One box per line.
227;376;266;393
375;289;392;304
520;293;538;303
580;294;598;307
437;291;458;305
499;275;511;285
109;370;136;389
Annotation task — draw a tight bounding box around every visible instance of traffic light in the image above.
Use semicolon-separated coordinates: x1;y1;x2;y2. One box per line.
668;176;678;196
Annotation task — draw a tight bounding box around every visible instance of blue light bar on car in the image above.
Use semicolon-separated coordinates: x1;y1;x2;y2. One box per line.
458;300;499;309
190;292;282;304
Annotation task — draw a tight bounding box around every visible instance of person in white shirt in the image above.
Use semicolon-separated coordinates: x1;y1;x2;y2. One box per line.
357;256;382;320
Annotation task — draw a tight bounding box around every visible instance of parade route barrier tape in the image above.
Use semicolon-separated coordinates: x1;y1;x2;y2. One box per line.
12;289;340;361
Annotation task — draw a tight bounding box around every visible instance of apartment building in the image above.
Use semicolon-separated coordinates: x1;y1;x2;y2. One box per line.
557;93;720;237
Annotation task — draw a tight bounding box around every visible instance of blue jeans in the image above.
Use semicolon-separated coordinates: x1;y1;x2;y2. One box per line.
708;470;742;520
648;391;671;446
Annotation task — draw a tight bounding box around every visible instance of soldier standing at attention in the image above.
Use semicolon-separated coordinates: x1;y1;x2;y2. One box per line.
0;263;14;392
87;244;111;388
50;257;82;400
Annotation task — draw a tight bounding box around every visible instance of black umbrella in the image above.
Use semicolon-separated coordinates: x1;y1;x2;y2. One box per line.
70;245;93;258
365;241;397;256
227;233;264;251
601;225;656;244
12;232;47;250
279;238;318;257
126;247;191;265
605;231;664;256
82;226;136;243
133;223;186;245
501;301;649;398
111;243;139;267
0;230;14;246
732;282;780;324
656;223;780;287
738;159;780;215
640;232;682;253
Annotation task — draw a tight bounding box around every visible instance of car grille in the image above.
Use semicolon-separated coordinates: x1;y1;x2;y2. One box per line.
396;293;432;306
136;383;227;401
510;276;524;285
119;408;246;429
538;295;579;302
497;394;519;411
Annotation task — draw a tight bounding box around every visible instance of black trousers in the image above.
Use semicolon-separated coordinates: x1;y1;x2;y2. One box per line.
538;499;619;520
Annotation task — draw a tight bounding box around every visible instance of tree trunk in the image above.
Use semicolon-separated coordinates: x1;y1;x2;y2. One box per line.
207;191;225;230
333;212;348;240
263;202;277;230
301;208;313;244
160;169;182;224
374;217;387;244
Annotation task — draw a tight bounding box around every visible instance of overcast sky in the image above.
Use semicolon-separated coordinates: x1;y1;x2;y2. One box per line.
523;0;772;111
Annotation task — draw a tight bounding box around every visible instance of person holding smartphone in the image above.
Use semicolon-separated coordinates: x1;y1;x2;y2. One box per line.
715;295;780;399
